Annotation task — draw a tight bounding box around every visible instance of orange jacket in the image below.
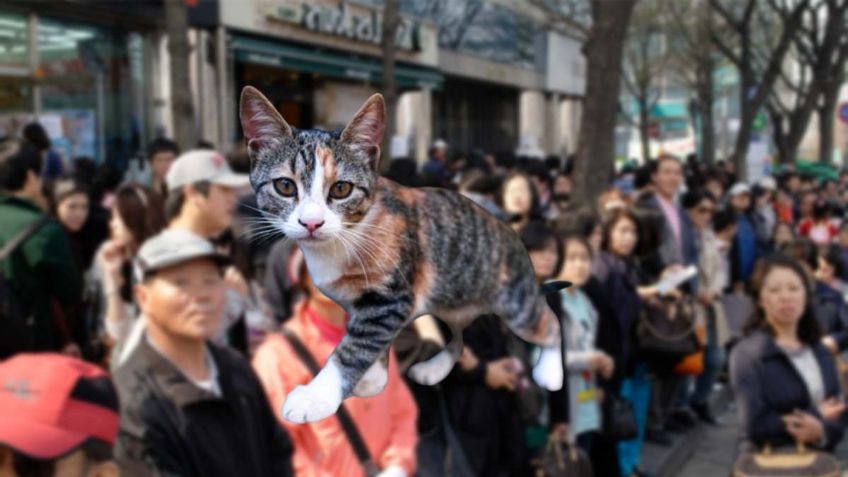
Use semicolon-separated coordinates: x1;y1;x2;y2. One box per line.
252;303;418;477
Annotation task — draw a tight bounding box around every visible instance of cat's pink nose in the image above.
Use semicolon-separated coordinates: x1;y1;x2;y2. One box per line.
298;219;324;233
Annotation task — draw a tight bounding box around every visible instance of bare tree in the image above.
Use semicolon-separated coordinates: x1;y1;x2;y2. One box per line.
665;0;719;165
767;0;848;164
530;0;638;208
709;0;809;179
622;0;669;162
814;1;848;163
381;0;398;172
164;0;197;150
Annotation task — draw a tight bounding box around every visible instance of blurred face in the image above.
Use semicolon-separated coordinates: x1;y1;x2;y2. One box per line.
653;159;683;199
818;257;836;282
196;184;239;233
503;176;532;216
759;266;807;333
56;192;89;232
730;192;750;212
559;239;592;287
554;175;572;195
787;176;801;192
609;217;638;257
150;151;176;182
800;194;816;217
0;447;118;477
774;224;794;245
689;198;715;230
839;228;848;247
705;180;723;202
109;209;133;247
529;239;559;281
137;258;226;342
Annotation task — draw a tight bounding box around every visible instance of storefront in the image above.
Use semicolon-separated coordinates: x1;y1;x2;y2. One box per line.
0;4;158;167
215;0;442;157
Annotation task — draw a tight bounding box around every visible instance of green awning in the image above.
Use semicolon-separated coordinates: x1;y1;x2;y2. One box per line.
231;34;443;90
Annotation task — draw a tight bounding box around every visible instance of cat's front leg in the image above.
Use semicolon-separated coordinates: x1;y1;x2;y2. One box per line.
282;297;412;423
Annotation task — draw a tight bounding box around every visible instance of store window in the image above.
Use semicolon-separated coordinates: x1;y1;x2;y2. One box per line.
37;17;139;164
0;11;32;136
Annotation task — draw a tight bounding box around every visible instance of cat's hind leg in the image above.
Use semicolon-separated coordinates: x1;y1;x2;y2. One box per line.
407;324;463;385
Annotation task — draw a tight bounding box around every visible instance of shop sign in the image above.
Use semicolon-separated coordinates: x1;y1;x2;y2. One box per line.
269;1;422;52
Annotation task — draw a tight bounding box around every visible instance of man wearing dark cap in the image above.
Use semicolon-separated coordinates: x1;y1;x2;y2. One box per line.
113;229;293;477
0;353;120;477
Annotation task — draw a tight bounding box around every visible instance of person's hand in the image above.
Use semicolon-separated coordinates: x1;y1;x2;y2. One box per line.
61;343;81;358
375;465;407;477
592;352;615;380
818;398;846;422
697;292;714;307
660;264;684;279
458;346;479;371
485;357;519;391
551;423;570;443
782;411;824;444
821;336;839;354
733;282;746;295
98;240;125;292
224;266;249;298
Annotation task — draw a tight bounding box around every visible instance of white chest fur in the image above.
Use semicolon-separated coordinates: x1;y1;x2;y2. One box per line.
302;244;346;285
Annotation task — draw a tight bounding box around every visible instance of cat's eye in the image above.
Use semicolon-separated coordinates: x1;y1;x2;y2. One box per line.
329;181;353;200
273;178;297;197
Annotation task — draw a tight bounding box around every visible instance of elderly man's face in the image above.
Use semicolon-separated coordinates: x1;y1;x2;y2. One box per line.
136;258;226;342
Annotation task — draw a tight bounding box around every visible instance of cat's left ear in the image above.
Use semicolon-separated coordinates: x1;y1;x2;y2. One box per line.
239;86;293;159
340;94;385;170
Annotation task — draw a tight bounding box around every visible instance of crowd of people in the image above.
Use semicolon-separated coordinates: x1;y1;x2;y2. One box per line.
1;123;848;477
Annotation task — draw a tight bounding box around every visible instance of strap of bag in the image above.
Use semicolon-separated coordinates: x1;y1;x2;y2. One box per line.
0;216;49;261
280;328;380;476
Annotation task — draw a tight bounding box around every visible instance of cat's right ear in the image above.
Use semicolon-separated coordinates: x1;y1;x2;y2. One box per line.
239;86;293;157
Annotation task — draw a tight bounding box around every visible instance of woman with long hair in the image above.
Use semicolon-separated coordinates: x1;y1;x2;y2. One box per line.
90;183;165;365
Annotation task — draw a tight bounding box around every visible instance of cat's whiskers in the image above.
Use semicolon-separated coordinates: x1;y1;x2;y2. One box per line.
334;231;371;289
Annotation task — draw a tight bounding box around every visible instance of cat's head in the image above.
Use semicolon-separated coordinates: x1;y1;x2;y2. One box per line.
239;86;385;247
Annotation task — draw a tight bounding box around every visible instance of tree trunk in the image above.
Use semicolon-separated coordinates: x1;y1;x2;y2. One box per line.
572;0;638;208
696;55;716;165
380;0;398;173
639;100;651;162
164;0;197;150
819;84;839;163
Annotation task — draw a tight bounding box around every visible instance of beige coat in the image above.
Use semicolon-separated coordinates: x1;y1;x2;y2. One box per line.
697;229;732;346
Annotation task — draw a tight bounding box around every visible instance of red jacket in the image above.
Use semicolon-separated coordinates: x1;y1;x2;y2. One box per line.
252;302;418;477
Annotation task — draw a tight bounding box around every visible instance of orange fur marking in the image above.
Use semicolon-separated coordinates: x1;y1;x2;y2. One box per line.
316;145;336;184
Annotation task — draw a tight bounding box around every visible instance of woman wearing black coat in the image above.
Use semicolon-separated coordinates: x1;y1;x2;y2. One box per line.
730;254;845;453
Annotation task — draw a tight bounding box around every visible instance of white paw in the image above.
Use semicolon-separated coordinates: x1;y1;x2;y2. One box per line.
353;361;388;397
282;384;341;423
408;350;455;385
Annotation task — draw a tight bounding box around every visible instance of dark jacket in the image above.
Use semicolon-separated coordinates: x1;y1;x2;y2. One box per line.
584;252;642;389
730;212;758;284
814;281;848;351
637;193;699;270
114;337;294;477
0;194;81;351
442;314;534;477
729;330;844;452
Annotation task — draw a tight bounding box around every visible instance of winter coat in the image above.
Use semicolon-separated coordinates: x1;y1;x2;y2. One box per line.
730;330;844;452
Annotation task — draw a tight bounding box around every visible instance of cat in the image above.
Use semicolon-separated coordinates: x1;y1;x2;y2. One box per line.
240;86;567;424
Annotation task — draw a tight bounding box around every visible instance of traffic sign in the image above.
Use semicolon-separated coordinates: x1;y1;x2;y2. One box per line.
839;102;848;124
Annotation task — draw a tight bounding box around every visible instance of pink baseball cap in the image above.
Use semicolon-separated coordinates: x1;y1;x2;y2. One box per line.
0;354;119;459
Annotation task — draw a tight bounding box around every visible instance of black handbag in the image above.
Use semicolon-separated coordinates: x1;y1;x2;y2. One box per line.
636;297;699;363
602;395;638;441
532;435;594;477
